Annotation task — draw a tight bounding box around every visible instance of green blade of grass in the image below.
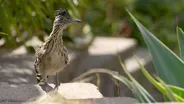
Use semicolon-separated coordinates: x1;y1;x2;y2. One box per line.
71;68;151;103
168;85;184;98
156;76;176;101
127;10;184;88
177;27;184;60
135;57;184;102
118;56;156;103
71;68;133;89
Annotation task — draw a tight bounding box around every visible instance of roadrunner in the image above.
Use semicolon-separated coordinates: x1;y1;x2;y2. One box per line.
34;8;81;89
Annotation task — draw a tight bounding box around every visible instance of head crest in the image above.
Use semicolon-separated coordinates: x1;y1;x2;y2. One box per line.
55;8;70;17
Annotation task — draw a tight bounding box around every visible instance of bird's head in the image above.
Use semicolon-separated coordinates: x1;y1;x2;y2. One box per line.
54;8;81;29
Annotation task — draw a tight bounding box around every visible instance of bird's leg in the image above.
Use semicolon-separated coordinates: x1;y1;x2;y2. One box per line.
54;72;60;90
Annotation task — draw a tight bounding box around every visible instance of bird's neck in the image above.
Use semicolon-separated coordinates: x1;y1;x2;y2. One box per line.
49;25;64;43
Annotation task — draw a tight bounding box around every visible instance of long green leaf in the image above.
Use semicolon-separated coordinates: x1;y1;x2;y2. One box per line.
156;76;176;101
71;68;152;103
127;10;184;88
71;68;133;89
177;27;184;60
168;85;184;99
136;57;184;101
118;56;156;103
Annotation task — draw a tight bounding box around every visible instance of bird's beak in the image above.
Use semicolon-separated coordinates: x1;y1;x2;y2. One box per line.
70;18;81;23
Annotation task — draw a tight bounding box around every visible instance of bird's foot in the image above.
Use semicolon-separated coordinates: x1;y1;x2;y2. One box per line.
38;82;48;91
54;83;60;90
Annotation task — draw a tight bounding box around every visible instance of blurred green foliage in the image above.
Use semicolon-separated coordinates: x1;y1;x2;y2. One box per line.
0;0;82;50
129;0;184;50
0;0;184;52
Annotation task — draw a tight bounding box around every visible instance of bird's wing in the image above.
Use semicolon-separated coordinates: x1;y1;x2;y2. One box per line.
34;43;47;69
63;46;69;64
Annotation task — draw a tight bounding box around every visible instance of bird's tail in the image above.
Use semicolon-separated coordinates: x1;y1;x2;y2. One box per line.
34;65;47;85
35;68;42;84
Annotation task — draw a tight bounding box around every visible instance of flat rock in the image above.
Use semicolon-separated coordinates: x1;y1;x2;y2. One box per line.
0;82;138;104
26;96;138;104
0;83;103;104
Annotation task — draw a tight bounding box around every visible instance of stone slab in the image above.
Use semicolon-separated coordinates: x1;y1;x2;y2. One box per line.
0;83;103;104
26;96;138;104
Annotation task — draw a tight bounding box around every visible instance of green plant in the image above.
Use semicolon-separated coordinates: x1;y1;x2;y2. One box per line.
0;0;81;51
0;0;134;52
1;0;184;53
124;10;184;102
72;10;184;103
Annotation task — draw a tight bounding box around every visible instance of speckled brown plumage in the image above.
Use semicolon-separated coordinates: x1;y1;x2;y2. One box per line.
34;8;80;90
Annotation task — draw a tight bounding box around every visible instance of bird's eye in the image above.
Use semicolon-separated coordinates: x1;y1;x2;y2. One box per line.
56;12;61;16
61;10;66;16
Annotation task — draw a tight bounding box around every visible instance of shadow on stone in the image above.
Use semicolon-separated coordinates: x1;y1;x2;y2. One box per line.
0;83;44;104
0;55;36;85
